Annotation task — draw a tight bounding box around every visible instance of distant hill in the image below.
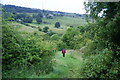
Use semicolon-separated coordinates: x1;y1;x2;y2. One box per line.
2;4;86;18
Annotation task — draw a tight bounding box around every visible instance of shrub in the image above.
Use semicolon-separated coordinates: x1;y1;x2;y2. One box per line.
71;34;84;49
62;27;80;49
50;34;59;40
36;17;42;24
2;22;56;78
38;27;42;31
42;26;49;33
23;16;33;23
47;30;55;36
56;40;67;51
55;22;60;28
81;48;120;79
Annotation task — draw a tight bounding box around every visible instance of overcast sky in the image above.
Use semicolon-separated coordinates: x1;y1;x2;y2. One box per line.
1;0;86;14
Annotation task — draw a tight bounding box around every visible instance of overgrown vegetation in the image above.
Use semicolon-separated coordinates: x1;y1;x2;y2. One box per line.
79;2;120;79
1;2;120;79
2;20;57;78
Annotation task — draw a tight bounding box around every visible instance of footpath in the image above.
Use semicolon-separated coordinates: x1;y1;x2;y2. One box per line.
38;50;83;78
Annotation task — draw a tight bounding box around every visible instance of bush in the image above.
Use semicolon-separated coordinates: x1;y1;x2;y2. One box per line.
36;17;42;24
15;13;27;20
2;21;56;78
71;34;84;49
47;30;55;36
4;18;14;21
42;26;49;33
62;27;80;49
23;16;33;23
56;40;67;51
81;48;120;79
38;27;42;31
50;34;59;40
55;22;60;28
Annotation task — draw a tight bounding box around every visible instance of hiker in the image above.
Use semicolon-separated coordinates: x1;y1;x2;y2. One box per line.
62;48;66;57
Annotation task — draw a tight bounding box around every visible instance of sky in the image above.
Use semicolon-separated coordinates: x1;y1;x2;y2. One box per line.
1;0;86;14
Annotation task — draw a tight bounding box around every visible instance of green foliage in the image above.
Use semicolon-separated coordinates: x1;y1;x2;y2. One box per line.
84;2;120;46
2;9;15;22
23;16;33;23
50;34;59;40
77;26;87;33
55;22;60;28
38;51;83;78
36;17;42;24
62;27;80;49
14;13;33;23
42;26;49;33
38;27;42;31
56;40;67;51
42;16;87;29
2;12;15;19
2;2;120;78
81;50;120;79
80;2;120;79
72;34;91;49
15;13;27;20
4;18;15;21
32;14;37;19
47;30;55;36
2;21;57;78
37;13;43;18
35;13;43;24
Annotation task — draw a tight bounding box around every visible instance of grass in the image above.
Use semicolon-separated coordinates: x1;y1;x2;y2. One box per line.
33;16;87;28
42;16;87;27
9;17;86;78
11;22;45;35
3;50;84;78
3;16;86;78
10;16;87;35
30;51;84;78
28;16;87;34
49;28;66;35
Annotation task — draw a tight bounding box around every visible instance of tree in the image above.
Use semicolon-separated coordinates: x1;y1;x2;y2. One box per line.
23;16;33;23
15;13;27;20
36;17;42;24
55;22;60;28
2;9;15;21
2;20;56;77
37;13;43;18
84;2;120;47
35;13;43;24
42;26;49;33
62;27;80;49
81;2;120;79
32;14;37;19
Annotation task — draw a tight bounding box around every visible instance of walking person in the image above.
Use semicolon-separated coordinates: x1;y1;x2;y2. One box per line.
62;48;66;57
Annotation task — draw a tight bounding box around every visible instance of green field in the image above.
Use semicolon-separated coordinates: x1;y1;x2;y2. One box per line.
12;16;87;35
42;16;87;27
31;16;87;28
